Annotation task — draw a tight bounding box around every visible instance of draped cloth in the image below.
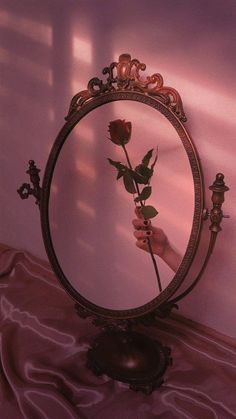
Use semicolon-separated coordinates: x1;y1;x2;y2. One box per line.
0;246;236;419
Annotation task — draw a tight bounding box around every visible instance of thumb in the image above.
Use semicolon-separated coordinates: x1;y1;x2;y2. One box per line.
135;206;144;219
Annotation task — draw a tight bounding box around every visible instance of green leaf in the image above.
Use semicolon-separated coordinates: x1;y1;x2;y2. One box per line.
129;169;145;184
116;170;124;180
134;186;152;202
134;164;153;184
141;205;158;219
123;172;136;194
107;158;120;168
142;149;153;167
107;158;127;172
151;147;158;170
108;158;128;181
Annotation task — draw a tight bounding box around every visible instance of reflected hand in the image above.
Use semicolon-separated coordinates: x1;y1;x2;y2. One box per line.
132;218;169;258
132;208;182;272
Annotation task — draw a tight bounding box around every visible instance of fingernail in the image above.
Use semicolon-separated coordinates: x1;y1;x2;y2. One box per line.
143;220;149;226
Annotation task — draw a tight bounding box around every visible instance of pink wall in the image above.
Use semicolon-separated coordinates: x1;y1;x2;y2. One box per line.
1;1;235;336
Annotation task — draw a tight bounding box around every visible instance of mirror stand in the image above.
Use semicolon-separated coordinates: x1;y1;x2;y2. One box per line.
87;329;171;394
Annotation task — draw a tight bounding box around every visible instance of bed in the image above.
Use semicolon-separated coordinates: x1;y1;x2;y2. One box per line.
1;245;236;419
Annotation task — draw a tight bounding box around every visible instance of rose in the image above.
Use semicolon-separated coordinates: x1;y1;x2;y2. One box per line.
107;119;161;292
108;119;132;145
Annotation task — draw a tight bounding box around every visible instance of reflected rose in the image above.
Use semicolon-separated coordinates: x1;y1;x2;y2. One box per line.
108;119;132;145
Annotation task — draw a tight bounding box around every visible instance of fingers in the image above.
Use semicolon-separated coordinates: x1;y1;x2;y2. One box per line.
132;218;151;229
132;219;165;237
133;210;167;256
136;238;149;252
134;230;152;239
133;217;152;253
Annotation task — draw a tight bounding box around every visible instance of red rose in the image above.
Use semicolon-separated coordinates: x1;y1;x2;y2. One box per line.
108;119;132;145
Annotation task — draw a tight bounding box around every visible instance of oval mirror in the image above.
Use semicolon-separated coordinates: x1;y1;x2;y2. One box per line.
41;55;203;319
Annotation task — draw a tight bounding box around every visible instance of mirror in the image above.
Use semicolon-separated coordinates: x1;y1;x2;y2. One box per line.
40;52;204;319
48;100;195;311
18;54;229;393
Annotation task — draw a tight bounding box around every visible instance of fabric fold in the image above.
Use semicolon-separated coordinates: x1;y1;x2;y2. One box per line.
1;247;236;418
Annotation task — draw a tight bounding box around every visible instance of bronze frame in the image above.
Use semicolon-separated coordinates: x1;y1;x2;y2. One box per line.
40;54;204;320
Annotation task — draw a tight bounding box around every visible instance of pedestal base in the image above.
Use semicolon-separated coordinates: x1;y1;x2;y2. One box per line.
87;330;171;394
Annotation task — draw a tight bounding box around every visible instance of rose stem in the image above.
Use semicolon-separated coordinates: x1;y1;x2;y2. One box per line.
122;143;162;293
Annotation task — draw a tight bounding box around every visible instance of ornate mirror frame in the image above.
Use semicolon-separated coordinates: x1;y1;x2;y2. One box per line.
40;54;204;320
17;54;229;393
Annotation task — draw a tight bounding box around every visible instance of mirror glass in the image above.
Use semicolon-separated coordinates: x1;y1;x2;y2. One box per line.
49;100;194;310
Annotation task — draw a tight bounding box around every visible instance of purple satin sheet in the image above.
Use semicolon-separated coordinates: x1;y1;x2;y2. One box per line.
0;246;236;419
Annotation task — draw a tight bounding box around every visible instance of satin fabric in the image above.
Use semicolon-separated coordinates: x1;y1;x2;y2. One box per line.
0;246;236;419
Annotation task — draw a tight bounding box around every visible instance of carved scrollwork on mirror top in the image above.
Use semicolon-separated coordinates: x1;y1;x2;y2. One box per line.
65;53;187;123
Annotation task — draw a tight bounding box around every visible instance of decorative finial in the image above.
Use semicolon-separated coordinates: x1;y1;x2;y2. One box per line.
17;160;41;206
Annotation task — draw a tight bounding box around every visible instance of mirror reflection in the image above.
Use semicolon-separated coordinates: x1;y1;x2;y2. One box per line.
49;101;194;310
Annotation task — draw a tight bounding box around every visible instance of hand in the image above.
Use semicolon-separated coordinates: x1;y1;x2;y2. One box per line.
132;218;169;258
132;208;182;272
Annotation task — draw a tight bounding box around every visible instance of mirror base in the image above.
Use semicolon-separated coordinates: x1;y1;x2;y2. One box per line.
87;330;171;394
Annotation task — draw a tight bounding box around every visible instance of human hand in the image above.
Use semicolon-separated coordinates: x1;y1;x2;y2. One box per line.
132;208;182;272
132;217;169;258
